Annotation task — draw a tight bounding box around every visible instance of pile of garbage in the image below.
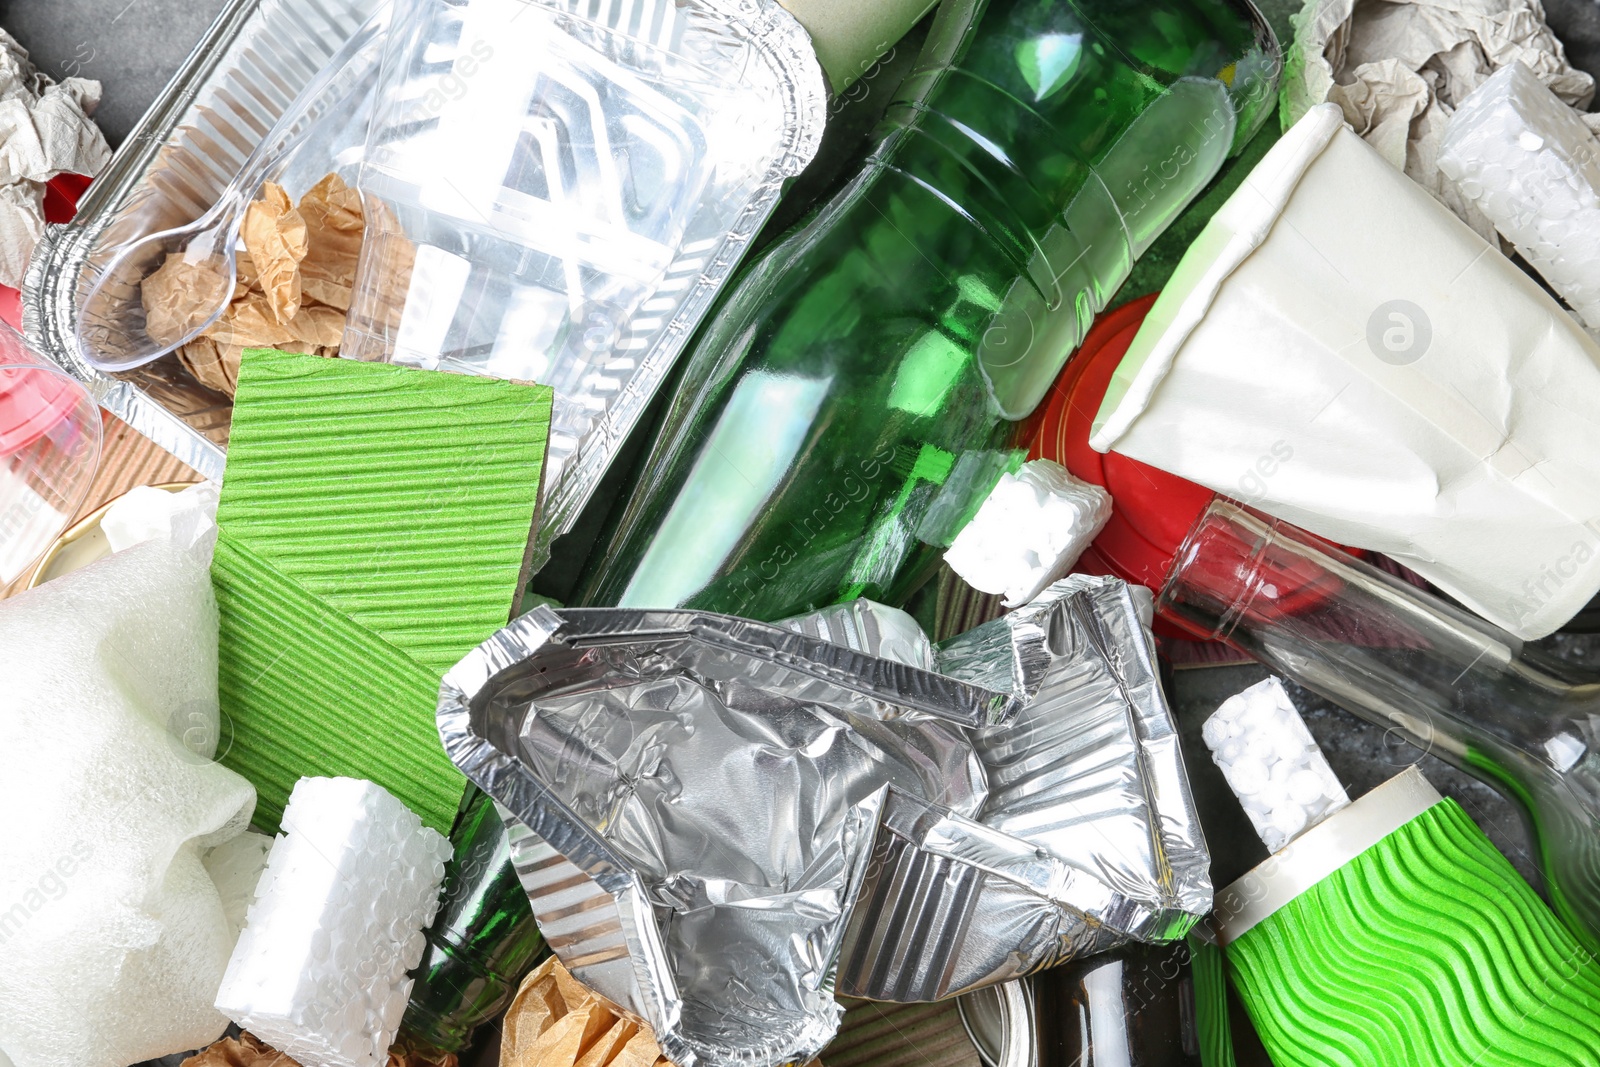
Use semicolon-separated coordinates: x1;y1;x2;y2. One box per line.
6;0;1600;1065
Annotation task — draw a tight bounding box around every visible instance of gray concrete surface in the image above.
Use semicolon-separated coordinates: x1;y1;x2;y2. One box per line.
0;0;232;148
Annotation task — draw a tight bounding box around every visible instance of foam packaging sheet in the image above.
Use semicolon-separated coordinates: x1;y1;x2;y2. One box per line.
0;528;256;1067
215;777;451;1067
1092;103;1600;639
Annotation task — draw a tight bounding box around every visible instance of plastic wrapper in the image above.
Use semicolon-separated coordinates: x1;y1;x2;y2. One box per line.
346;0;827;562
438;577;1210;1067
0;507;257;1067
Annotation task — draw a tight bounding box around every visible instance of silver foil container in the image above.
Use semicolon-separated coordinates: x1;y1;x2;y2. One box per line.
439;605;999;1067
24;0;386;479
837;577;1211;1001
438;578;1211;1067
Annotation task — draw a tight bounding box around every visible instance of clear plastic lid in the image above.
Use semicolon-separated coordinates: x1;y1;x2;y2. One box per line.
0;322;102;583
343;0;827;559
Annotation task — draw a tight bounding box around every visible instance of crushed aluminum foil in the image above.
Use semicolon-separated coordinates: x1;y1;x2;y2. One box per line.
438;579;1210;1067
439;606;996;1067
836;576;1212;1001
775;598;935;670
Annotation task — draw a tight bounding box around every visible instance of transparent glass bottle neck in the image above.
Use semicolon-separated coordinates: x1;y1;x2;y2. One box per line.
1159;499;1600;950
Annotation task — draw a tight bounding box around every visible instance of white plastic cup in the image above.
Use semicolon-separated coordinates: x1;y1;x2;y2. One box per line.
1092;103;1600;639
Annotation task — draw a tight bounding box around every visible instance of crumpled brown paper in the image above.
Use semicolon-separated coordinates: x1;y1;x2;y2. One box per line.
241;183;309;324
140;173;368;396
0;28;112;286
502;957;675;1067
180;1030;457;1067
1281;0;1599;241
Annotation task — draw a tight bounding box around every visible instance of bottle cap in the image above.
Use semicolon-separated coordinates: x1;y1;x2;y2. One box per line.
1030;294;1217;593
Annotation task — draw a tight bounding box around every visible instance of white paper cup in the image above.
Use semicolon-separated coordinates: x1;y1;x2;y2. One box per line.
1091;103;1600;639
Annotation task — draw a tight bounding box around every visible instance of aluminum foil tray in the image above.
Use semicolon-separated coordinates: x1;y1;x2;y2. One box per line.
24;0;386;479
439;577;1212;1067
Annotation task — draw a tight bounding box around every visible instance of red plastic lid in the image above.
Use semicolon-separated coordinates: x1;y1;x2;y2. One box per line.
0;363;87;456
1031;293;1217;591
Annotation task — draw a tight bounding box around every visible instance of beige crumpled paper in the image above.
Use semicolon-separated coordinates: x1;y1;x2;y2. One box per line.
502;957;675;1067
0;29;111;287
140;174;366;395
1281;0;1598;240
180;1030;456;1067
502;958;820;1067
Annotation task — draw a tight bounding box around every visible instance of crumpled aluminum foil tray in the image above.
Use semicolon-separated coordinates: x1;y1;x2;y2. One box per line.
438;576;1210;1067
24;0;386;479
24;0;826;550
839;578;1212;1000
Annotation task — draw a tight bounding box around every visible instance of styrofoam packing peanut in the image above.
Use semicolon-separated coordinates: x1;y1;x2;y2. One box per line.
1201;678;1352;852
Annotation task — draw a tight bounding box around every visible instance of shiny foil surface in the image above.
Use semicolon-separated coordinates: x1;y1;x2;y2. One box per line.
438;578;1209;1067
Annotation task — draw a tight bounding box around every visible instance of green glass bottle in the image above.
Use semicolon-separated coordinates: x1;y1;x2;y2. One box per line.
578;0;1277;620
400;792;548;1055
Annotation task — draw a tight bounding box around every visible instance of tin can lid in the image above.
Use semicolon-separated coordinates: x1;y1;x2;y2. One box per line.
956;979;1034;1067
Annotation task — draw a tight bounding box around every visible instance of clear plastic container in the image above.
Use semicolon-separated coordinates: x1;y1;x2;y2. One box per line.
344;0;827;558
0;323;101;584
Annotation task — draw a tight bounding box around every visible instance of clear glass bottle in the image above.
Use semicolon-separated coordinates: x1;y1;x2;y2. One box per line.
1160;498;1600;953
578;0;1277;620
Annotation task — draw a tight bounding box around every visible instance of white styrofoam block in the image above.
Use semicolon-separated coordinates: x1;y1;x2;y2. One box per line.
0;535;256;1067
943;459;1112;608
216;777;451;1067
102;481;220;554
1440;61;1600;327
1201;678;1350;852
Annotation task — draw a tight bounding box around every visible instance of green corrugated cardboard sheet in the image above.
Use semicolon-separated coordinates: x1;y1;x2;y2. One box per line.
213;348;553;833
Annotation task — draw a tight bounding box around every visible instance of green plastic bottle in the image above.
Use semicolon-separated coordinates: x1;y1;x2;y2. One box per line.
579;0;1277;620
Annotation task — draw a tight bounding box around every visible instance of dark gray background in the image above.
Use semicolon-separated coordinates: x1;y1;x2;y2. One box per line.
10;0;1600;898
0;0;232;149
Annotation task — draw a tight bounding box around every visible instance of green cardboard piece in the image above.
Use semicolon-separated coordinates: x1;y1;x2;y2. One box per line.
213;349;553;832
